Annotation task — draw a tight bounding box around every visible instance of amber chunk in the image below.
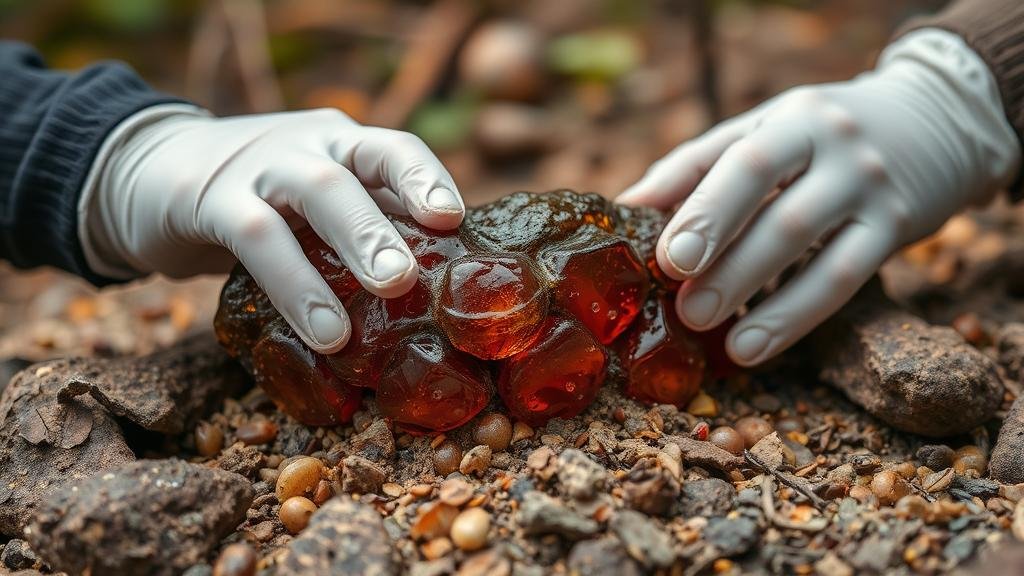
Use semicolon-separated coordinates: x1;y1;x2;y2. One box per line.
438;255;548;359
252;318;363;426
215;189;717;432
464;190;613;253
325;279;432;386
539;227;649;344
618;296;705;407
377;332;491;434
498;317;607;425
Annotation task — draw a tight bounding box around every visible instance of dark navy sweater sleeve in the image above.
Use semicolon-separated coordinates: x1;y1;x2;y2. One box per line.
0;41;186;285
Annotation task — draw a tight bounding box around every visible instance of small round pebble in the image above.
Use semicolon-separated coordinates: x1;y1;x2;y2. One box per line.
434;441;463;476
279;496;318;534
708;426;744;455
870;470;910;506
734;416;773;448
195;422;225;458
276;457;324;502
953;445;987;476
235;419;278;445
473;413;513;451
450;507;490;551
213;543;257;576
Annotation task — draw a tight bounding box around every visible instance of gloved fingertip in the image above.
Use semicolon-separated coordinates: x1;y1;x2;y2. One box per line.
426;187;463;213
614;185;647;205
728;326;770;365
372;248;415;284
305;305;350;352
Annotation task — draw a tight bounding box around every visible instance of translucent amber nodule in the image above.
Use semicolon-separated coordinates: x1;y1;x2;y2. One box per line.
214;190;716;431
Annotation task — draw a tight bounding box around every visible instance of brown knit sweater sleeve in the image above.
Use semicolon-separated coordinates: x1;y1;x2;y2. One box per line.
899;0;1024;167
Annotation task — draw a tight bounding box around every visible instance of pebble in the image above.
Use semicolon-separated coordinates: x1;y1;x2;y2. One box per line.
434;441;463;476
708;426;744;455
517;491;598;539
450;507;490;551
279;496;317;534
734;416;773;449
1014;500;1024;541
679;478;736;518
460;445;493;477
849;454;882;475
610;510;676;569
473;413;513;451
751;393;782;413
275;457;324;502
439;478;474;507
382;483;404;498
511;421;534;444
557;449;607;501
420;537;454;560
213;543;257;576
686;391;718;417
703;516;759;557
917;444;956;470
922;468;955;493
235;419;278;445
870;470;911;505
1;539;39;571
953;446;987;476
411;502;460;541
195;422;225;458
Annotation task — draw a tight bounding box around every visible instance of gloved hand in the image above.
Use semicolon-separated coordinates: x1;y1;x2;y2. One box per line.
80;107;464;353
617;29;1021;366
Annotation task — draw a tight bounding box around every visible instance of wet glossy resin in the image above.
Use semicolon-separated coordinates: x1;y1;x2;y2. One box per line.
215;190;714;431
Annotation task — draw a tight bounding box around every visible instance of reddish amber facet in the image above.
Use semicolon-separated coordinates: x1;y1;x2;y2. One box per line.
438;255;548;359
619;296;705;407
252;318;363;426
377;332;491;434
216;190;716;431
539;228;649;344
497;317;607;426
325;279;432;386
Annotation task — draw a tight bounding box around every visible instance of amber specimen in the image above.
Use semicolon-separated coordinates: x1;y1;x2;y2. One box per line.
376;332;492;434
215;190;715;433
439;255;548;359
498;316;607;426
617;296;705;407
253;318;362;426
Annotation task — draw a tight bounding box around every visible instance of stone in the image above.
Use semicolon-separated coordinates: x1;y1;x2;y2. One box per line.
268;499;398;575
814;281;1003;437
556;448;608;501
567;537;643;576
609;510;675;569
341;455;387;494
992;393;1024;484
27;459;253;576
679;478;736;518
516;491;598;539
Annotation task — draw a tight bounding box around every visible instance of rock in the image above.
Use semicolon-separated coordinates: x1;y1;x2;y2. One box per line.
216;444;266;480
1;539;39;571
341;455;387;494
991;393;1024;484
679;478;736;518
567;537;643;576
516;491;598;539
622;458;680;516
996;323;1024;381
268;499;398;575
916;445;955;470
749;432;787;471
609;510;675;569
952;476;999;498
27;459;253;576
55;333;245;434
659;435;744;472
350;419;396;462
704;517;759;557
814;282;1003;437
557;448;607;501
0;360;135;536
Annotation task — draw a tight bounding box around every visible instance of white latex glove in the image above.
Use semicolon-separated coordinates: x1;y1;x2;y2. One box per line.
617;29;1021;367
79;107;464;353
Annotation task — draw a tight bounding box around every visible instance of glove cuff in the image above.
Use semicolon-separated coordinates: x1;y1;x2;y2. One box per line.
78;103;211;280
876;29;1021;205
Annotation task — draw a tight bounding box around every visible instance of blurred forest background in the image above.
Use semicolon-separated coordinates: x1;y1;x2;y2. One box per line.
0;0;947;363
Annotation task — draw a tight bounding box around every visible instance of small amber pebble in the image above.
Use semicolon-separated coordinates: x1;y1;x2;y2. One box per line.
195;421;224;458
473;413;513;451
734;416;773;449
953;445;987;476
279;496;317;534
450;507;491;551
871;470;911;506
686;391;718;417
213;542;257;576
434;441;464;476
236;419;278;446
708;426;744;455
276;457;325;502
